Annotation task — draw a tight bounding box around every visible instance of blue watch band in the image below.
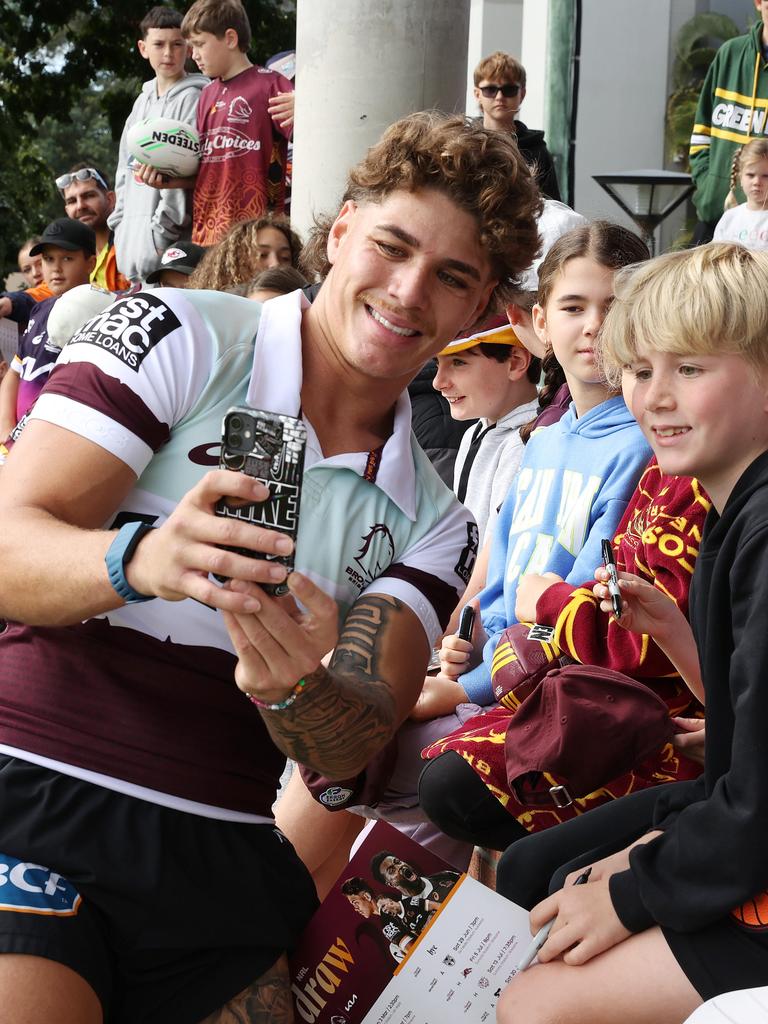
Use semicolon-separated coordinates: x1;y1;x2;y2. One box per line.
105;521;156;604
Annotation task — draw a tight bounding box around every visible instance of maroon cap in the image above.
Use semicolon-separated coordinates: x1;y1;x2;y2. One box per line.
504;664;674;808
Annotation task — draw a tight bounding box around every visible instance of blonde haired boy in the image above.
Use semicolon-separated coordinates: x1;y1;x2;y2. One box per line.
499;243;768;1024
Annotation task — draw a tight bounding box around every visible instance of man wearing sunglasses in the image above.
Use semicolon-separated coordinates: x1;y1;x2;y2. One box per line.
473;51;561;202
57;164;131;293
0;166;130;326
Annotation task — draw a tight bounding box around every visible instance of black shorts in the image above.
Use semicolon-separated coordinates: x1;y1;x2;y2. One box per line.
0;755;318;1023
663;916;768;1002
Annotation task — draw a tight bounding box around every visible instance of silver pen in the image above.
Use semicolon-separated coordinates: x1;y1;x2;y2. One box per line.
515;866;593;972
601;539;623;618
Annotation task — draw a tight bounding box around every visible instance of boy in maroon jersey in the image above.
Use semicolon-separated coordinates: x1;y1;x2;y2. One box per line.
183;0;294;244
135;0;295;246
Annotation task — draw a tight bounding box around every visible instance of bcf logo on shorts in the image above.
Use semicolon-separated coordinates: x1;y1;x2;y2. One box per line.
0;854;81;916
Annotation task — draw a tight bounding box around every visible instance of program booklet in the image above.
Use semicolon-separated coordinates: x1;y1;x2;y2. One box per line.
289;820;532;1024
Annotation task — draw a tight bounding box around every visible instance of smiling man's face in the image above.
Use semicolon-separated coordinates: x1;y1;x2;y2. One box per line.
318;188;497;388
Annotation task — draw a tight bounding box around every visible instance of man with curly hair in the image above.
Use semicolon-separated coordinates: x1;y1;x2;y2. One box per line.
0;112;539;1022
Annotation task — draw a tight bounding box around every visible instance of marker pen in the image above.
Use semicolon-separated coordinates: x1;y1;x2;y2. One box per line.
515;867;593;972
601;539;623;619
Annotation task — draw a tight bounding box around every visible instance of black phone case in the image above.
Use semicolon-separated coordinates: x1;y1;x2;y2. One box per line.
215;406;307;595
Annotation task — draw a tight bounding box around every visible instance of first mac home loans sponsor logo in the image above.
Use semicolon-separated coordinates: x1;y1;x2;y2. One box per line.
72;295;181;371
0;854;82;916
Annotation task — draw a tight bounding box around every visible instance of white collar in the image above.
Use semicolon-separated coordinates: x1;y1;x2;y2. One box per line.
416;877;432;899
246;290;418;520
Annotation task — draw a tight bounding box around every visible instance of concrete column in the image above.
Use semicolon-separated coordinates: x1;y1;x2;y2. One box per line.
291;0;471;239
520;0;549;132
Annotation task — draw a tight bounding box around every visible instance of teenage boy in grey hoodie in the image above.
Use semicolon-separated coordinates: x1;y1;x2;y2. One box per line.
108;6;208;283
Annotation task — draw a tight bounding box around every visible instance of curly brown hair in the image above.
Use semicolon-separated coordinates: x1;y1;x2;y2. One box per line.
299;111;542;310
186;215;303;291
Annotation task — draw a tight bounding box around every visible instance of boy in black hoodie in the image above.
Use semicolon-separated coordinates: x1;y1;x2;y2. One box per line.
497;243;768;1024
473;50;560;201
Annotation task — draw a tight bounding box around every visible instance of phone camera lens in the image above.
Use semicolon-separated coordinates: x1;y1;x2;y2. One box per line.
229;416;243;432
229;434;242;449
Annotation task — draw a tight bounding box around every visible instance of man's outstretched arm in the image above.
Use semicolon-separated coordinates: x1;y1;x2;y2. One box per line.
0;420;314;626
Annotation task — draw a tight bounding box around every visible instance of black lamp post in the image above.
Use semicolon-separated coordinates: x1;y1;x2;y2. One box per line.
593;170;695;255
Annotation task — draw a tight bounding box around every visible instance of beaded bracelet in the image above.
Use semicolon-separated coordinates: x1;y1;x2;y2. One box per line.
247;677;307;712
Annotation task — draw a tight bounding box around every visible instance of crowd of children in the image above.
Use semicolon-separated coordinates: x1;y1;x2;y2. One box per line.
2;4;768;1023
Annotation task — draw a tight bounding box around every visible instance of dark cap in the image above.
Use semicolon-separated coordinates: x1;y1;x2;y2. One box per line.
145;243;207;283
29;218;96;257
503;665;674;809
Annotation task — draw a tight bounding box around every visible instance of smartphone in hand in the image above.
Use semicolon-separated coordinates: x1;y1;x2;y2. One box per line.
215;406;306;595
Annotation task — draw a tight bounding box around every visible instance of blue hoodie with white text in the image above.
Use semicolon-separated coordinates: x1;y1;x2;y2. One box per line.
460;395;651;705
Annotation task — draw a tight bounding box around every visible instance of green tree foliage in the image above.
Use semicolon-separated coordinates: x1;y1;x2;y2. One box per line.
0;0;295;273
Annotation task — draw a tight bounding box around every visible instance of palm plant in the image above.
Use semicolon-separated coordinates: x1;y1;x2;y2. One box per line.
666;12;740;167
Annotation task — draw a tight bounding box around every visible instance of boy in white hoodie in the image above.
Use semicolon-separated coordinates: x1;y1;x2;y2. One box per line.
108;7;208;283
434;318;540;546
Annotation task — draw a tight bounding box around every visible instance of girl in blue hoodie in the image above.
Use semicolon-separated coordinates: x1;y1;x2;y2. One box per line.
441;222;652;707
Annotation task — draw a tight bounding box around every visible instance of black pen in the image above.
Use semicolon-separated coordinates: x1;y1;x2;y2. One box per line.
601;539;622;619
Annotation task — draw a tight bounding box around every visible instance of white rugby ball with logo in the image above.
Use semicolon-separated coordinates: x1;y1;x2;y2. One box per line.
126;117;201;177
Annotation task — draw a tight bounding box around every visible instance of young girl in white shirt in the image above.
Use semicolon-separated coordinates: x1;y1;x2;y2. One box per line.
713;138;768;250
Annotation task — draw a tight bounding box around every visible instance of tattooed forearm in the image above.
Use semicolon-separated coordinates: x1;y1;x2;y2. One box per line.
260;595;404;777
330;596;396;678
199;954;292;1022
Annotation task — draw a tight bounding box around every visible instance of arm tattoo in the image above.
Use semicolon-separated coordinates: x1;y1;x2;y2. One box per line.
332;596;394;677
199;954;292;1023
260;594;401;777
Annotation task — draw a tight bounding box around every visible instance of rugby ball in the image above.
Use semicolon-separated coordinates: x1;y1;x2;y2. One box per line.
126;116;201;178
47;284;118;349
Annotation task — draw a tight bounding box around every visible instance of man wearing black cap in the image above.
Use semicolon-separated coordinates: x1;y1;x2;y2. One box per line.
145;242;207;288
0;218;96;441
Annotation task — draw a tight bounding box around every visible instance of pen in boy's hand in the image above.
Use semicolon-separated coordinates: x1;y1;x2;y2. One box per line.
601;539;622;618
515;866;593;972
